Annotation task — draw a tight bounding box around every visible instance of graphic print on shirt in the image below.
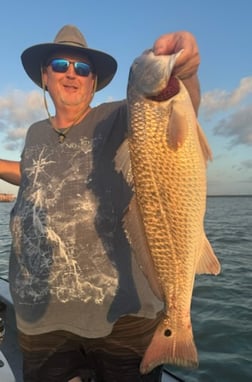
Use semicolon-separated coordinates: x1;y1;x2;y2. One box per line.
11;135;119;306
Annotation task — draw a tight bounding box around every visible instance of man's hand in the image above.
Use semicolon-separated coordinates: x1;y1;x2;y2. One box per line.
153;31;200;79
0;159;21;186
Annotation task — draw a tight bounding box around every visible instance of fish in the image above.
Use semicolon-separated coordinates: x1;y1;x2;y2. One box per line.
115;49;221;374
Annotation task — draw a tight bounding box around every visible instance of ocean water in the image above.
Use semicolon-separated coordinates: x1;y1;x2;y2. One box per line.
0;196;251;381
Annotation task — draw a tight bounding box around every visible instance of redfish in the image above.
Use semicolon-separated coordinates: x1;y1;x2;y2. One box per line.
116;50;221;374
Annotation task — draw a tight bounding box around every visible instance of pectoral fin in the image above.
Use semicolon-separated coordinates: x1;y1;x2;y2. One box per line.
166;100;188;150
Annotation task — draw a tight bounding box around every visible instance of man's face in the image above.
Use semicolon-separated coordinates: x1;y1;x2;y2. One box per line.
43;52;96;110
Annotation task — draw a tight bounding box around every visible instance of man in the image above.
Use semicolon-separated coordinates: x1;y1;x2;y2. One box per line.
0;25;200;382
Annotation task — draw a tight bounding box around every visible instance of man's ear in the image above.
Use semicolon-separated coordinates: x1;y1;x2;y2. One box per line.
42;70;48;87
40;66;48;90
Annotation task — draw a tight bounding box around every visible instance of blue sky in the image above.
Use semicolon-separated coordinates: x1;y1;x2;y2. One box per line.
0;0;251;195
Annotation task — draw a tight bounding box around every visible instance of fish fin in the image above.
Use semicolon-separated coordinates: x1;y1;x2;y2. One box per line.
197;122;213;163
196;236;221;275
114;138;133;185
123;196;164;301
166;100;188;150
140;317;198;374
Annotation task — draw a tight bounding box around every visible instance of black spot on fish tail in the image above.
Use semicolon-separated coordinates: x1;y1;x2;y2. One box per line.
164;329;172;337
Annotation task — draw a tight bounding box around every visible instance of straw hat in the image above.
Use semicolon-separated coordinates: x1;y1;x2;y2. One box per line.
21;25;117;91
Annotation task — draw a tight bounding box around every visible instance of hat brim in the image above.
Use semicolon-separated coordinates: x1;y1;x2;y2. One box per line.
21;43;117;91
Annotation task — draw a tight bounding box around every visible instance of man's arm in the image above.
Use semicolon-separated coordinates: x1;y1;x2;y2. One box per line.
0;159;21;186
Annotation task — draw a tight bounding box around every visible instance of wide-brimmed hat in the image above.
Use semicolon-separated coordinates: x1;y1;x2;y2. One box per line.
21;25;117;91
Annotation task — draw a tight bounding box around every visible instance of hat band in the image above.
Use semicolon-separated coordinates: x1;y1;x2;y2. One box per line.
57;40;87;48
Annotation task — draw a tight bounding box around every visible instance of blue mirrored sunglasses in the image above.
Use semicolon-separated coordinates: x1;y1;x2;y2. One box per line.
48;58;93;77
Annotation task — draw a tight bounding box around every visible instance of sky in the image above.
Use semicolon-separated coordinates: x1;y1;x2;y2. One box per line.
0;0;251;196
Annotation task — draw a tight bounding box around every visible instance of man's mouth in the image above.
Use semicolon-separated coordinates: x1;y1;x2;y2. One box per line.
63;83;78;90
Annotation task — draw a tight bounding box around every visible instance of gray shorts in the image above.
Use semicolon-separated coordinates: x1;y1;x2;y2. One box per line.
18;313;163;382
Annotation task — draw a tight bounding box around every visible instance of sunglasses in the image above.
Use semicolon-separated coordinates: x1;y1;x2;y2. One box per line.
48;58;93;77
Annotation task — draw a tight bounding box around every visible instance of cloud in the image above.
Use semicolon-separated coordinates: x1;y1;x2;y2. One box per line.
200;77;252;147
213;103;252;146
201;76;252;117
0;89;46;151
241;159;252;169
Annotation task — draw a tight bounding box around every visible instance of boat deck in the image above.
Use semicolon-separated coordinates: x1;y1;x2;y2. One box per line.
0;279;23;381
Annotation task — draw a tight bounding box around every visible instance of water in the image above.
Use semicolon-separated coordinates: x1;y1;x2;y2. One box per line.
0;202;14;280
0;197;251;381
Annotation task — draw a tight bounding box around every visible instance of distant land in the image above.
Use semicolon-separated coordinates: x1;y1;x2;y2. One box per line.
0;191;251;203
207;194;252;197
0;193;16;202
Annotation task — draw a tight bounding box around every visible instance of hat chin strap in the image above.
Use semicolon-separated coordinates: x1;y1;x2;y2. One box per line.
41;67;97;142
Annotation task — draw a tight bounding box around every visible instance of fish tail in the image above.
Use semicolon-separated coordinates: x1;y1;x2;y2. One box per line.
140;319;198;374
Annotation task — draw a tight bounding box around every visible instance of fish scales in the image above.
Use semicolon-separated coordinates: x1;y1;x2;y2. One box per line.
115;50;221;374
129;85;206;310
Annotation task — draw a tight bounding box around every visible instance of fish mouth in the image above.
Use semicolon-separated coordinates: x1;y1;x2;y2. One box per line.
147;76;180;101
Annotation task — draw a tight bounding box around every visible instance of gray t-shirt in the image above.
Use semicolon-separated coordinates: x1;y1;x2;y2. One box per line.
9;100;162;337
